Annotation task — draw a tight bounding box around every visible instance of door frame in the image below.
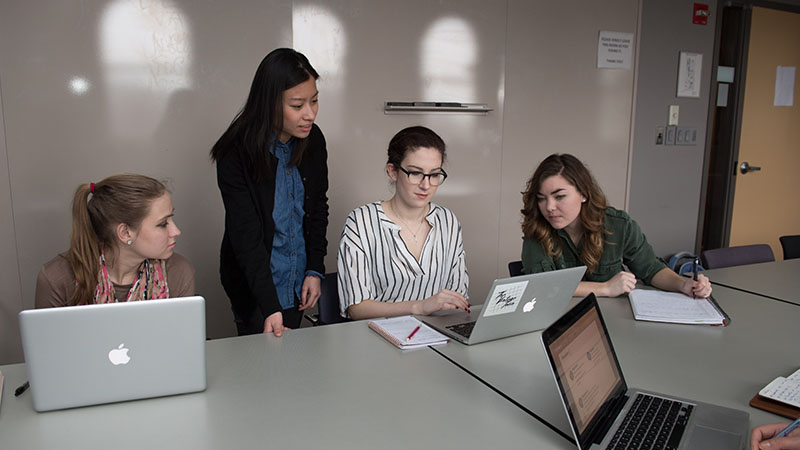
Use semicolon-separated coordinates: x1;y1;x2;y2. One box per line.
698;0;800;253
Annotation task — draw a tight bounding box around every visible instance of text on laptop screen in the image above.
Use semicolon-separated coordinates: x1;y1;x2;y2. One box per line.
549;305;621;433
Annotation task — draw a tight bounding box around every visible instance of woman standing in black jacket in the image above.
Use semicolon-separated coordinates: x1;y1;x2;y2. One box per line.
211;48;328;337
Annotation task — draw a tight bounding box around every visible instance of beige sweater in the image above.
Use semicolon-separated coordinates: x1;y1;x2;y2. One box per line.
35;252;195;308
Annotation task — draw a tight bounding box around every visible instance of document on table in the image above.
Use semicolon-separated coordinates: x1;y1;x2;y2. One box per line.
760;368;800;409
628;289;726;325
368;316;449;350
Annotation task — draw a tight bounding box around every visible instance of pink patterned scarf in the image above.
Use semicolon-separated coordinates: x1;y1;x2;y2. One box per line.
93;250;169;303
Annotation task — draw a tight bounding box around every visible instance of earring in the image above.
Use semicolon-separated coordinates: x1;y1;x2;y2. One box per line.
581;199;587;203
126;240;132;245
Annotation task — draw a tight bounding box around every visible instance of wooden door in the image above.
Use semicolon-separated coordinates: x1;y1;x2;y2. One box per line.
730;7;800;260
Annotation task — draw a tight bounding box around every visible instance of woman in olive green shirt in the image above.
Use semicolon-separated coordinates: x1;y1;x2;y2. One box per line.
520;153;711;298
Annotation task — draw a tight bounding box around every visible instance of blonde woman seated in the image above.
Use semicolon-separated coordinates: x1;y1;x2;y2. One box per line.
35;174;194;308
337;126;469;320
520;154;711;298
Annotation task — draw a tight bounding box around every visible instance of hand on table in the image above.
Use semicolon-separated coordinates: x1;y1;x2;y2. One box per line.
263;311;290;337
604;271;637;297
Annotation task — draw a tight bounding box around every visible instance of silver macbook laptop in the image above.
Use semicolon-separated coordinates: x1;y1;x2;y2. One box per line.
19;296;207;412
419;266;585;345
541;294;748;450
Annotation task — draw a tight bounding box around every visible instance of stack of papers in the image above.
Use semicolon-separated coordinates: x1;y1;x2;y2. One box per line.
760;368;800;409
368;316;449;350
628;289;726;325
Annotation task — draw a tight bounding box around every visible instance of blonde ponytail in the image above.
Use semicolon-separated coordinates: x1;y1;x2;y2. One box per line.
67;184;102;305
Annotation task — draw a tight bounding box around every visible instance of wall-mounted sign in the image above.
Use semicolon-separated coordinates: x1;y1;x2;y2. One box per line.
597;31;633;70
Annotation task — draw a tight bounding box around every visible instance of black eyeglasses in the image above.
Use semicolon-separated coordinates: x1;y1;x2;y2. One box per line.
397;166;448;186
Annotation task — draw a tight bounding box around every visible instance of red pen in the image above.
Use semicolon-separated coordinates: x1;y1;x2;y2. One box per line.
406;325;421;341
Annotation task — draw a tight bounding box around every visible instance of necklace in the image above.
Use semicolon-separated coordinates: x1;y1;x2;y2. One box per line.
387;200;427;243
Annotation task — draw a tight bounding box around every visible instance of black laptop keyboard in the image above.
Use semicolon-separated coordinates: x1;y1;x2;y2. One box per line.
446;321;476;338
608;393;693;450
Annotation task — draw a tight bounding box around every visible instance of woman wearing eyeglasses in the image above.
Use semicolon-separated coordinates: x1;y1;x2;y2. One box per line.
337;126;470;320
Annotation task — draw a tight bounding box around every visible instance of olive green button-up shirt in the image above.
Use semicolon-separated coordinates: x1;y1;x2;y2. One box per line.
521;207;666;284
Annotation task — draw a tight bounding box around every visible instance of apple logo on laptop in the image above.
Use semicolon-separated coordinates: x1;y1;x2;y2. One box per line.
522;298;537;312
108;343;131;365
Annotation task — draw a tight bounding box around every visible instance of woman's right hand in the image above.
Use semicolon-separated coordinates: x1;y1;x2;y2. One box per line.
751;422;800;450
413;290;470;316
603;271;637;297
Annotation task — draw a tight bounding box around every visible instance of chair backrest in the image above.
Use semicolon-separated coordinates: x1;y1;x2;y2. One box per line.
508;260;524;277
701;244;775;269
317;272;348;325
779;235;800;260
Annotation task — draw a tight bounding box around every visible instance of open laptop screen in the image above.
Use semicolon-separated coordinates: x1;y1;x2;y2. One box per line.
19;296;207;411
542;294;628;447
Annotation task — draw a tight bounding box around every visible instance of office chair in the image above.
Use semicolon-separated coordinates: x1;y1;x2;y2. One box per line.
701;244;775;269
508;260;524;277
779;235;800;260
304;272;349;326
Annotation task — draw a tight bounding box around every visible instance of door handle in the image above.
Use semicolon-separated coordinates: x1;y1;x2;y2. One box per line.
739;161;762;174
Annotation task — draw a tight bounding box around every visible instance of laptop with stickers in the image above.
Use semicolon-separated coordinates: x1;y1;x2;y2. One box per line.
19;296;207;412
419;266;585;345
541;294;748;450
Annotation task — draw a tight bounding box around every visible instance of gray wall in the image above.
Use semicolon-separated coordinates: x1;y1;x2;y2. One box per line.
628;0;718;257
498;0;638;271
0;82;25;365
0;0;294;363
0;0;717;365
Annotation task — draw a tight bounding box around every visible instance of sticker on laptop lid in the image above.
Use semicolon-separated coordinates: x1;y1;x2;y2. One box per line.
483;280;529;317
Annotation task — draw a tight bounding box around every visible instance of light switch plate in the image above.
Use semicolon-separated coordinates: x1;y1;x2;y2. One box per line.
665;125;677;145
669;105;679;125
676;126;698;145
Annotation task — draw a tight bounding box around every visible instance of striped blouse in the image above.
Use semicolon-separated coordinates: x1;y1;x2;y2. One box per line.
337;201;469;317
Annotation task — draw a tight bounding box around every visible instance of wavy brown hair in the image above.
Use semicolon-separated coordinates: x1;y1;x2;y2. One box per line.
521;154;609;274
67;174;167;305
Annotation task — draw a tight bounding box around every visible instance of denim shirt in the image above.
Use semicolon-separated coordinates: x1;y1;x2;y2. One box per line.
270;138;308;310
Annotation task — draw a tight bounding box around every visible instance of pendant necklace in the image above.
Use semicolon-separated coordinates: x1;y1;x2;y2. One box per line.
388;200;427;243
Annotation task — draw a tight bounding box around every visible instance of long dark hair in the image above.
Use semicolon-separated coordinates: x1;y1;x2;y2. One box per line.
521;154;609;274
68;174;167;305
210;48;319;180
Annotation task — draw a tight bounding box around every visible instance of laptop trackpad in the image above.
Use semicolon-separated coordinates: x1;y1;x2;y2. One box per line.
687;425;742;450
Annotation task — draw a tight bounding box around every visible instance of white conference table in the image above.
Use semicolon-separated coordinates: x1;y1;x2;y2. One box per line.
0;320;574;450
433;285;800;437
703;258;800;306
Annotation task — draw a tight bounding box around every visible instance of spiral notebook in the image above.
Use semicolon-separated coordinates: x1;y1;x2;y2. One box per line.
628;289;729;325
368;316;448;349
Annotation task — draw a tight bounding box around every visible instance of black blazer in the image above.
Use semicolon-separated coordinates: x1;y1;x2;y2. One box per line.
216;124;329;318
